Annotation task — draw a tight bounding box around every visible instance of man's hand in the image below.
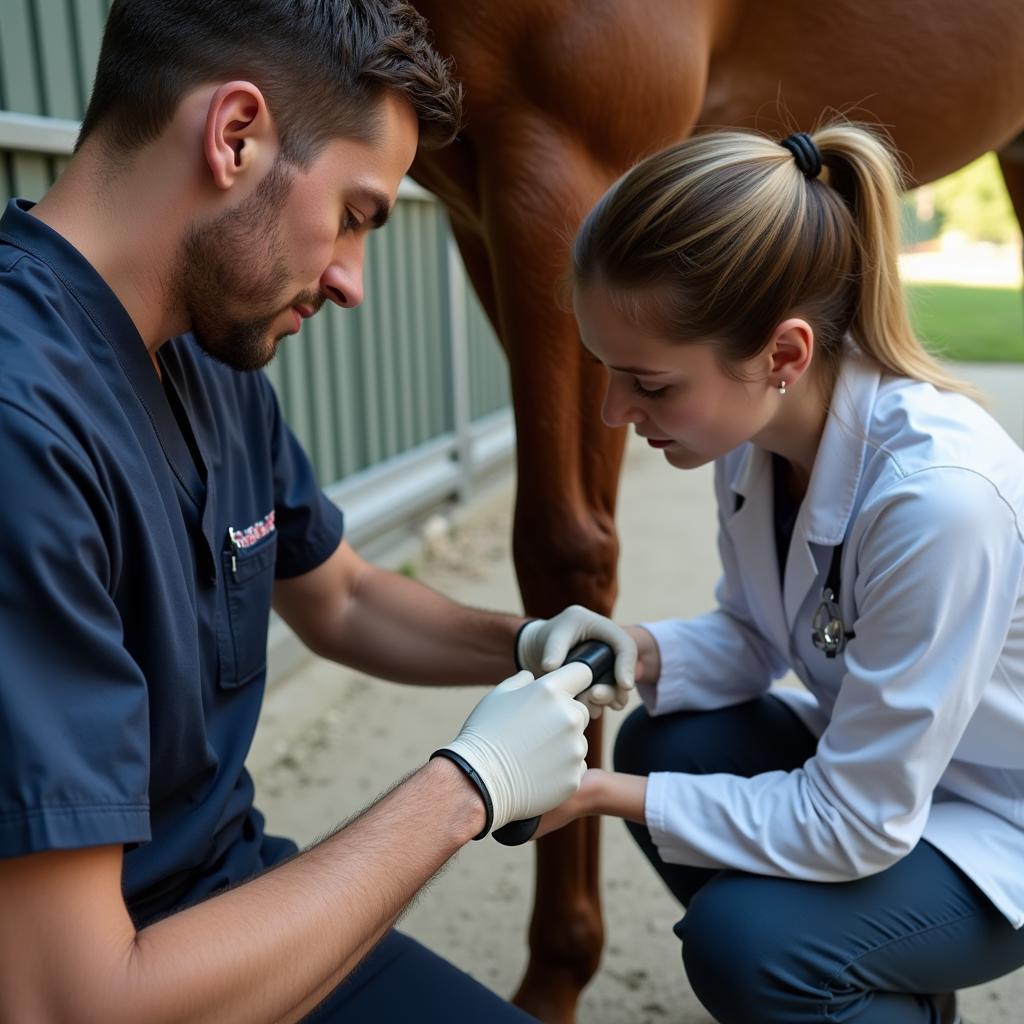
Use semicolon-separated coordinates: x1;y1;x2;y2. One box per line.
434;663;592;835
517;605;638;717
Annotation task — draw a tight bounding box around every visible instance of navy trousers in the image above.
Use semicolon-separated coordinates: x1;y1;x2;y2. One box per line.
613;696;1024;1023
302;928;538;1022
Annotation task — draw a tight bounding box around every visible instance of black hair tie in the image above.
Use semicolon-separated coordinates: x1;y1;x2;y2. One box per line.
780;132;822;179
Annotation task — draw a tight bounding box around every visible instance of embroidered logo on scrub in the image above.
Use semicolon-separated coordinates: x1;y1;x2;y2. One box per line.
228;510;276;550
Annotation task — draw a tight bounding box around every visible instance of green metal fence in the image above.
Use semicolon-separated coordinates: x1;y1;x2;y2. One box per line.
0;0;513;549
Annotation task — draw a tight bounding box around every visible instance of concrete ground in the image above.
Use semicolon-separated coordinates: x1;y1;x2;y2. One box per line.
248;362;1024;1023
899;242;1023;288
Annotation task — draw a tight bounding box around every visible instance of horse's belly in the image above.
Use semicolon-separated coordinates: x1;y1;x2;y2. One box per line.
701;0;1024;182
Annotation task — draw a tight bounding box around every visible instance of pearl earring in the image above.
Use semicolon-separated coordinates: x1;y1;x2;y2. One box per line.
778;380;787;395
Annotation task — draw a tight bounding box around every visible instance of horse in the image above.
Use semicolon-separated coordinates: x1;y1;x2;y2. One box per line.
407;2;1024;1019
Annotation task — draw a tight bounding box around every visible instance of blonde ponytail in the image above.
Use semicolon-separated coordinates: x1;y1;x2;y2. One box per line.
814;125;980;398
572;120;979;400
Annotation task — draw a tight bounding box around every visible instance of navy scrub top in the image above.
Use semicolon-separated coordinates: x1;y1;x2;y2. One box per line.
0;199;345;924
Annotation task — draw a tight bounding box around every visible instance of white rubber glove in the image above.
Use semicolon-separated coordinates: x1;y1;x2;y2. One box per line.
432;663;592;837
516;605;637;718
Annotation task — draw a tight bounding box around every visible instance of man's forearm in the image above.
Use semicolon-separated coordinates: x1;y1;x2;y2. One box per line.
114;759;483;1024
320;562;525;685
3;629;594;1024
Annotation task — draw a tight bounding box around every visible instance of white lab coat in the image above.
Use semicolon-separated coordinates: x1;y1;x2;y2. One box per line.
640;345;1024;927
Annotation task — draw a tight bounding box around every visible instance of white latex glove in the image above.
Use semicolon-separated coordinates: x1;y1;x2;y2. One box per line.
433;663;592;837
516;605;637;718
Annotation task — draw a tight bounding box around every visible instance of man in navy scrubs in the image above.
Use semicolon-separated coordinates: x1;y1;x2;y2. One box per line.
0;3;629;1020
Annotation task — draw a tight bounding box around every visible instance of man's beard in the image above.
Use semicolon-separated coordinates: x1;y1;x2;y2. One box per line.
176;160;302;372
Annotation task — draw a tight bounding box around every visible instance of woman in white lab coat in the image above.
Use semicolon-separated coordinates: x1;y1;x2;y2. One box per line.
516;123;1024;1023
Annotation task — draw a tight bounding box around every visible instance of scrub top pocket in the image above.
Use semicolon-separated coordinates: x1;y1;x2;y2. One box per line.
217;533;278;689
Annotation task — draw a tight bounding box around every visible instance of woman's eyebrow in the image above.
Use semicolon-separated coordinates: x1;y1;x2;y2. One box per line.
607;363;671;375
577;338;670;375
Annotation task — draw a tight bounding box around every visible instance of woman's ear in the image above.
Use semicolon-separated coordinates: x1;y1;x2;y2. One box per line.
202;81;277;191
766;318;815;386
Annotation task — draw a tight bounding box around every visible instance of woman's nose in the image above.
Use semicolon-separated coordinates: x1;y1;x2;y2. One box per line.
601;379;643;428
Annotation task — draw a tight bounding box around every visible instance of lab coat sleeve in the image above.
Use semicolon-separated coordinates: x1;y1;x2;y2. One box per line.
644;468;1024;881
639;471;788;716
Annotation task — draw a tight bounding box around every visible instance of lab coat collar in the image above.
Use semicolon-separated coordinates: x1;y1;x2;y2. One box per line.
727;440;763;508
801;345;881;546
782;345;882;630
717;436;790;643
724;344;880;533
722;345;883;637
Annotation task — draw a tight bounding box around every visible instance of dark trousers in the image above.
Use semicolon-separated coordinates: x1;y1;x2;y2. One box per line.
302;928;538;1022
613;696;1024;1023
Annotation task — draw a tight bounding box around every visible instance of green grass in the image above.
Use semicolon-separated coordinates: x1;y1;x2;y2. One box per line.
905;283;1024;362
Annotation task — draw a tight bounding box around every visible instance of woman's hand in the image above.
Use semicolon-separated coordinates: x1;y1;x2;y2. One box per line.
533;768;648;839
533;769;605;839
517;607;637;717
626;625;661;688
516;612;664;719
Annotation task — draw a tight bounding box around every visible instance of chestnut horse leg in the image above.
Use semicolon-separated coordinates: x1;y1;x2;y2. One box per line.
996;132;1024;288
454;146;627;1022
507;345;627;1024
439;199;621;1021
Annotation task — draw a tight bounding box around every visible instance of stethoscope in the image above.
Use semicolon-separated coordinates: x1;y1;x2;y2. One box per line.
811;543;855;659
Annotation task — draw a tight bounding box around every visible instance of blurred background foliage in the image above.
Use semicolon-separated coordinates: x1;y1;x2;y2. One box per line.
901;153;1023;362
903;153;1021;247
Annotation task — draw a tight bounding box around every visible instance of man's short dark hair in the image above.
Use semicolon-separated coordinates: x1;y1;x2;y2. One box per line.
78;0;462;165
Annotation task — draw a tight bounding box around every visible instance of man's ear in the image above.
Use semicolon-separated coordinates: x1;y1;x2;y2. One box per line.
203;81;277;191
767;318;815;386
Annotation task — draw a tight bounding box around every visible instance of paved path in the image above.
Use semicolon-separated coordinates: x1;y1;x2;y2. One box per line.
899;245;1022;289
249;362;1024;1022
